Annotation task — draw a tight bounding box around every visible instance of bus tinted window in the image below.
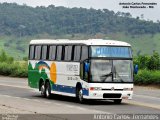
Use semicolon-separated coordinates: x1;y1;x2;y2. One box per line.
42;45;48;60
35;45;41;60
49;46;56;60
74;46;81;61
29;45;34;59
81;46;88;61
56;46;63;61
64;46;72;61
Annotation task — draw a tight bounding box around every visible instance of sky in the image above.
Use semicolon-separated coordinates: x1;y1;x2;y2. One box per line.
0;0;160;22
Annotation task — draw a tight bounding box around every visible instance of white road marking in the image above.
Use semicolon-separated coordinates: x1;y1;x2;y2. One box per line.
65;105;74;108
76;106;87;110
125;100;160;110
23;98;31;101
33;99;41;102
0;80;26;84
0;94;12;98
54;103;61;106
44;101;52;104
0;83;30;89
14;97;21;99
134;94;160;100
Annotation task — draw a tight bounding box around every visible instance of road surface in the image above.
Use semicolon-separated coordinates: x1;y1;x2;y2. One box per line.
0;76;159;119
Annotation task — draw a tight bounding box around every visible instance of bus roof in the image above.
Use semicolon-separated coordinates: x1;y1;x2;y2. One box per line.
30;39;131;46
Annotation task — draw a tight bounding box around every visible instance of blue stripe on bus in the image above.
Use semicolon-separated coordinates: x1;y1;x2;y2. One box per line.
52;84;89;96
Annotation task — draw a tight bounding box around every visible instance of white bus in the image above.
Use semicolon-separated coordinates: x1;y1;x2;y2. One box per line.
28;39;134;103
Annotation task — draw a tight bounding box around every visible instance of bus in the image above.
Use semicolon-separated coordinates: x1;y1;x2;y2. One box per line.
28;39;135;104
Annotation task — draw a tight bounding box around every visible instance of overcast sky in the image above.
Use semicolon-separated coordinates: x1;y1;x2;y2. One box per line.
0;0;160;21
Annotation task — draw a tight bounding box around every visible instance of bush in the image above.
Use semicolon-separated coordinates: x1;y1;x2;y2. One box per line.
0;62;28;77
134;69;160;85
134;51;160;70
0;50;28;77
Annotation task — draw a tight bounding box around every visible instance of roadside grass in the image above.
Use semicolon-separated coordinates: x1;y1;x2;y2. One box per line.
0;61;27;77
134;69;160;85
0;50;27;77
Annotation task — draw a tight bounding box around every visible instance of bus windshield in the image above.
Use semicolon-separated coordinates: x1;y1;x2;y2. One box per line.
91;46;132;58
90;59;133;83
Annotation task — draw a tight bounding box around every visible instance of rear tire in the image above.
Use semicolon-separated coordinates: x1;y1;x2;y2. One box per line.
114;99;122;104
40;81;46;97
45;82;52;99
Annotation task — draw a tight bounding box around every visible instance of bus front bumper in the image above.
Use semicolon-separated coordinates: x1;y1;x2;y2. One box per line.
83;91;133;100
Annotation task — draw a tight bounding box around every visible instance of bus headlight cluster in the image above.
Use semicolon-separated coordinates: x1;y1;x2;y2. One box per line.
90;87;102;91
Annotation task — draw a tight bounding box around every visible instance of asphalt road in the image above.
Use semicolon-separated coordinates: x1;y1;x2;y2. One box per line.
0;76;160;119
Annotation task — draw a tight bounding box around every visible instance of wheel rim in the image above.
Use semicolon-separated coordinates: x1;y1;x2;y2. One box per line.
79;89;83;102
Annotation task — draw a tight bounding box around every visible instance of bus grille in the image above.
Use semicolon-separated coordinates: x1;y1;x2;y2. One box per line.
103;93;121;98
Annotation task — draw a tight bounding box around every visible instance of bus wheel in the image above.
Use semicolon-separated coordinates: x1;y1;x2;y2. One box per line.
76;87;84;103
114;99;122;104
45;82;52;98
40;82;46;97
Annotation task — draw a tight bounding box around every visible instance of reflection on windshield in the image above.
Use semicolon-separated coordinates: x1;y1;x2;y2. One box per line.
91;60;112;82
90;60;133;83
113;60;132;82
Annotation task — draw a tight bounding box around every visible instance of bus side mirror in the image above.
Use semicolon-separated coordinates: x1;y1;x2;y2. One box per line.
84;62;90;73
134;64;138;74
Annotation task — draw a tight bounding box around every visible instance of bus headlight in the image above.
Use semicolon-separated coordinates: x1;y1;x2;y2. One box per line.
90;87;102;91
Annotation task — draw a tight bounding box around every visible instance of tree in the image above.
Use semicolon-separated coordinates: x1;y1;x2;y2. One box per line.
147;51;160;70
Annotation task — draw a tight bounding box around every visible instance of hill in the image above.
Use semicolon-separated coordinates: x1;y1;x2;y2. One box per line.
0;3;160;36
0;3;160;59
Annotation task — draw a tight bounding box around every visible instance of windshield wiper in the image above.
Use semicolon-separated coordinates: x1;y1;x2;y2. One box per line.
100;72;113;82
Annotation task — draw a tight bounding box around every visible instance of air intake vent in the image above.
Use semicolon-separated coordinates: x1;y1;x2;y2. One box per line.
103;93;121;98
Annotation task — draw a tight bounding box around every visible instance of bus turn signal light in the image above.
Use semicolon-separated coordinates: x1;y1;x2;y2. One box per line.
90;87;102;91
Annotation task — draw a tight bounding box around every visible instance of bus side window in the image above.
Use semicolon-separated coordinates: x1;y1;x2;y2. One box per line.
64;46;72;61
56;46;63;61
74;46;81;61
81;46;88;61
35;45;41;60
29;45;35;60
49;45;56;60
41;45;48;60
